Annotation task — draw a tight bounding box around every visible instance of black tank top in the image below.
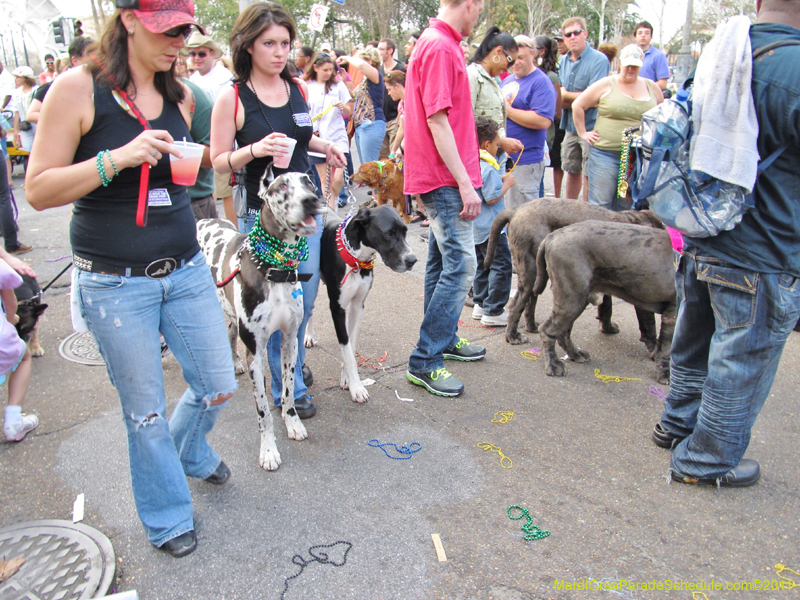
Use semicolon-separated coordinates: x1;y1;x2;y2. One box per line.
235;80;313;213
71;78;199;267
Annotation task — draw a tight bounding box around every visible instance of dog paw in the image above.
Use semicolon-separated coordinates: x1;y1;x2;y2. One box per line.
258;446;282;471
349;384;369;403
506;332;529;345
570;349;590;363
545;360;567;377
284;415;308;441
304;334;317;348
30;345;44;357
525;323;539;334
642;338;659;356
600;321;620;334
234;359;246;375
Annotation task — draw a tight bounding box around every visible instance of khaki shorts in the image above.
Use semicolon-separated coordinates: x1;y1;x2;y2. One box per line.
379;118;400;159
561;131;592;174
214;170;233;198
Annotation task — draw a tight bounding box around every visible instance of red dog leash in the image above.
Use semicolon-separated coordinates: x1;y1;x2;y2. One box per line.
114;88;152;227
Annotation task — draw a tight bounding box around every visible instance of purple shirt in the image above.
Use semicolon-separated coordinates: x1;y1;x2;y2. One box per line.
641;45;670;83
501;68;556;165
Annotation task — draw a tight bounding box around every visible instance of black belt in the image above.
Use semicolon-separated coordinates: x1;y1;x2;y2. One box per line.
73;255;187;279
265;269;312;283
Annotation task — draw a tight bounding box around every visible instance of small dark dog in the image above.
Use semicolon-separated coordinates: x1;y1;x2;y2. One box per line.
14;274;48;356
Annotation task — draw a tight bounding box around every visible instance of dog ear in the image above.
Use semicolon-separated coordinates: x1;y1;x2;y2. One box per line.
33;304;48;317
353;206;372;227
360;162;379;183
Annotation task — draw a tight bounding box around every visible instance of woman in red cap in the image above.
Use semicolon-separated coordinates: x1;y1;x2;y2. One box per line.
24;0;237;558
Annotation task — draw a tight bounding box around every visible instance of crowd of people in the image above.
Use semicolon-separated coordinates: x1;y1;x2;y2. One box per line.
1;0;798;561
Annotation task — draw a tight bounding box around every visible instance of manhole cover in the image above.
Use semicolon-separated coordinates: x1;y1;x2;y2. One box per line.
0;520;115;599
59;332;105;366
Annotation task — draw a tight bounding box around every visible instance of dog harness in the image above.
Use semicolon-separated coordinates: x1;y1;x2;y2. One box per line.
336;215;375;286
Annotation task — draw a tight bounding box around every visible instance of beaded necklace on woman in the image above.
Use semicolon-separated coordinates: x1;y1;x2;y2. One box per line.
245;77;309;272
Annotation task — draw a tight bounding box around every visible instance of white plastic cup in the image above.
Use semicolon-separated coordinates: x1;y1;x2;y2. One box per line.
272;137;297;169
169;141;205;186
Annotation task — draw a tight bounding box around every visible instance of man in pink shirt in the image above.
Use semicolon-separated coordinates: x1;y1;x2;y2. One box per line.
404;0;486;397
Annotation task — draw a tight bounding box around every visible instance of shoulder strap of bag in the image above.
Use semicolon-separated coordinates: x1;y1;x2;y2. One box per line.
293;77;308;102
752;39;800;60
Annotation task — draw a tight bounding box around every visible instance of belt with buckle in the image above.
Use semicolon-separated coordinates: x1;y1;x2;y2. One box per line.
73;255;187;279
265;269;312;283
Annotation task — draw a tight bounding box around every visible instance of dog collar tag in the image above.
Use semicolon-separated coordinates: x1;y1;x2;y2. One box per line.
147;188;172;207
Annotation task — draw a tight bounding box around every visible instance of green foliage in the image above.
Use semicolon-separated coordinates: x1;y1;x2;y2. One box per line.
194;0;238;50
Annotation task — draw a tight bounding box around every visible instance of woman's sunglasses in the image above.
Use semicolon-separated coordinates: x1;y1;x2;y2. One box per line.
503;51;514;64
163;24;194;41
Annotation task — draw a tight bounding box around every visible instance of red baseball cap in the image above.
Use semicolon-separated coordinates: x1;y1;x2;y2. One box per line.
120;0;204;35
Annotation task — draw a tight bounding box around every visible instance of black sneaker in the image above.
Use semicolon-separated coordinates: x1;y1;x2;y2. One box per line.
670;458;760;488
158;530;197;558
204;461;231;485
406;368;464;397
293;394;316;419
302;363;313;387
651;422;686;449
443;338;486;361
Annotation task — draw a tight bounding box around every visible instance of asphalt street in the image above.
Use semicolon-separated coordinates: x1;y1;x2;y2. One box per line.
1;165;799;600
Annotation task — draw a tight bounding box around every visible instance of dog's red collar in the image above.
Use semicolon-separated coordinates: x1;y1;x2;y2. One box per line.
336;216;375;286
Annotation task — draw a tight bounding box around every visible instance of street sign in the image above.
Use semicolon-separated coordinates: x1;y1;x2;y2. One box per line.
308;4;329;33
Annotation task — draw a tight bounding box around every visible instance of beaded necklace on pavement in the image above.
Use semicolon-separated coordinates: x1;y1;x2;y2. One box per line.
247;214;309;271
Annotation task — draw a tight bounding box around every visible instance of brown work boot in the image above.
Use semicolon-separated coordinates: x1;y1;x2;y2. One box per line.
8;243;33;255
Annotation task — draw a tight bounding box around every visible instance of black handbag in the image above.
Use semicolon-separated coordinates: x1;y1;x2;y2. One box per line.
18;120;32;131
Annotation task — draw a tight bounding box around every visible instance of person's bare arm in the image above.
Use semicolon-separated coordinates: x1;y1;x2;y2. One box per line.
342;55;380;84
26;68;180;210
572;77;610;145
1;288;18;324
655;78;668;90
427;110;481;219
505;100;552;130
0;248;35;277
25;98;42;124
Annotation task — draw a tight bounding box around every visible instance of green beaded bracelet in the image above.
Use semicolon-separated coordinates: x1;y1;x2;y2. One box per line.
107;150;119;177
96;150;112;187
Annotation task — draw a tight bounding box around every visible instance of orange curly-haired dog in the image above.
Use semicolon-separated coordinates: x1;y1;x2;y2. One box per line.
352;160;411;223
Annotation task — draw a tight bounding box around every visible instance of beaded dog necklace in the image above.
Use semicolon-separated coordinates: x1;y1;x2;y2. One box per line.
247;213;309;271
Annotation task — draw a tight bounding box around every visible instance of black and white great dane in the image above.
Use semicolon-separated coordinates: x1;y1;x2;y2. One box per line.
318;205;416;402
197;172;320;471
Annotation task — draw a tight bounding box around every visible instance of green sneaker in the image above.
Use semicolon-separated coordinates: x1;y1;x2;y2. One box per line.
406;368;465;397
443;338;486;361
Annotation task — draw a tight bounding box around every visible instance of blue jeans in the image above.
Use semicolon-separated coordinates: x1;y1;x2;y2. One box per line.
267;214;321;404
77;251;237;546
355;119;386;165
661;245;800;478
0;155;19;250
338;151;355;204
408;186;477;373
238;211;257;233
587;146;631;211
473;233;512;316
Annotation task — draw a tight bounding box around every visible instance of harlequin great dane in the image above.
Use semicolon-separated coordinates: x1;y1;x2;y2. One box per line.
197;172;321;471
318;205;417;402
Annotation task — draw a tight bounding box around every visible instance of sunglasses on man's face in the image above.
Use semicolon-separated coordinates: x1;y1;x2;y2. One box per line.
163;24;194;40
563;29;584;38
188;50;208;58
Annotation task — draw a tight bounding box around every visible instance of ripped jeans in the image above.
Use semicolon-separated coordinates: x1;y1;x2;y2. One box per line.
77;251;237;547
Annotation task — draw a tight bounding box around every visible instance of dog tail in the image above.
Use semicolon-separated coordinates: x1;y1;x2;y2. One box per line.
483;208;515;270
532;235;550;296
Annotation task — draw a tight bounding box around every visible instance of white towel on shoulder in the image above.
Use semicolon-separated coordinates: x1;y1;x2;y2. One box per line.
689;15;759;191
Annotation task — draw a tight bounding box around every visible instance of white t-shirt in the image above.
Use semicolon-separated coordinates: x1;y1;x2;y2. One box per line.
306;80;351;157
190;62;233;102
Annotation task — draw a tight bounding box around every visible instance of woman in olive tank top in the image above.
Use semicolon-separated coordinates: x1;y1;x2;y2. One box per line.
572;44;664;211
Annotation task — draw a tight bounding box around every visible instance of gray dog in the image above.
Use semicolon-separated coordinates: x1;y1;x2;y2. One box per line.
484;198;665;347
533;221;677;384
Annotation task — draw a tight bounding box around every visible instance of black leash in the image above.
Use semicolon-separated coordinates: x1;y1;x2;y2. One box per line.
40;261;73;294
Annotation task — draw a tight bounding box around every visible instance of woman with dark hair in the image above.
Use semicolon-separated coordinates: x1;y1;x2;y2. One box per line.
337;48;385;165
467;26;523;157
303;53;353;207
210;1;345;422
25;1;236;558
534;35;564;197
